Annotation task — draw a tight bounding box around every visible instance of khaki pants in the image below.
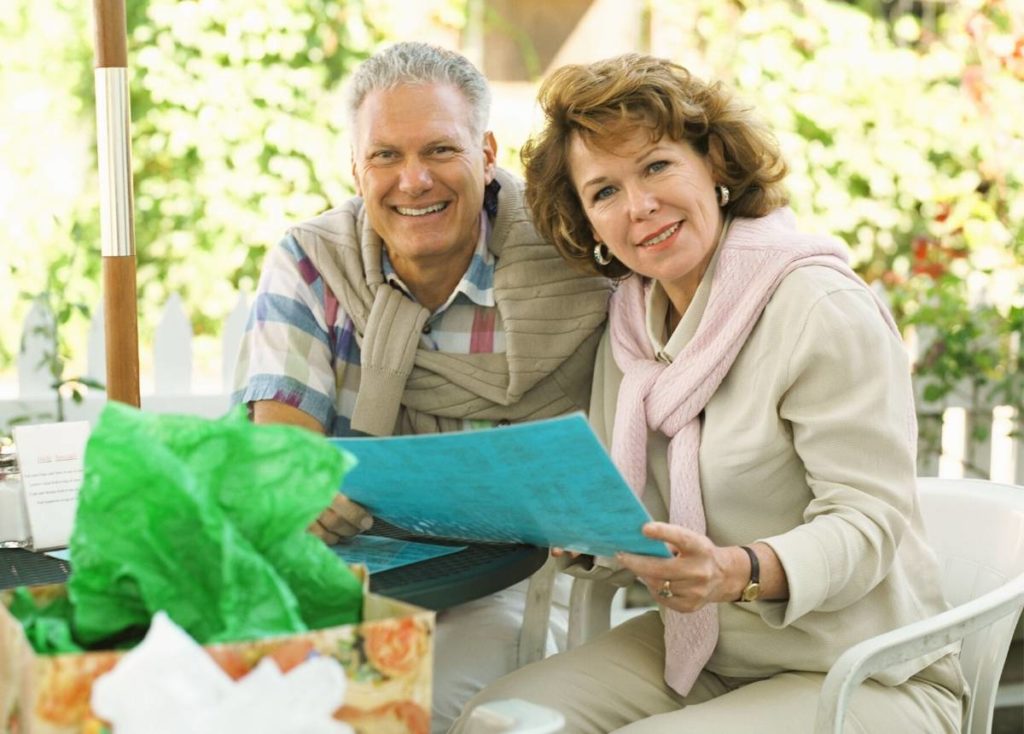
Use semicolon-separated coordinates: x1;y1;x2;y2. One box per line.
433;579;569;734
449;611;962;734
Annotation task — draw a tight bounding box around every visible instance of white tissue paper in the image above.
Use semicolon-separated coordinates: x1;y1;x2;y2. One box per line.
91;612;354;734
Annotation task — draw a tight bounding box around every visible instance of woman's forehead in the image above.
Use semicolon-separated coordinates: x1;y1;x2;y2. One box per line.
570;124;663;159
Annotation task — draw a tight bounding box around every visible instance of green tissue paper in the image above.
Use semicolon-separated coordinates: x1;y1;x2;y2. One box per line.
60;403;361;648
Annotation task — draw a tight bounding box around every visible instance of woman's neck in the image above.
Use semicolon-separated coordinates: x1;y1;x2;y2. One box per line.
661;214;730;334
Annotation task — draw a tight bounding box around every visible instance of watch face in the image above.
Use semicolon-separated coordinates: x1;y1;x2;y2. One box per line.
741;582;761;603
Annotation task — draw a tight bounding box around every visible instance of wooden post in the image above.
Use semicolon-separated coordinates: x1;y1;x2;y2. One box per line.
92;0;140;407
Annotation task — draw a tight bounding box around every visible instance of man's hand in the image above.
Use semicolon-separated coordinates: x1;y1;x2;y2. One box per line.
309;492;374;543
252;400;374;544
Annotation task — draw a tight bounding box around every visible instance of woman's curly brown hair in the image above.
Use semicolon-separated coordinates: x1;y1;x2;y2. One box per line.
522;54;789;278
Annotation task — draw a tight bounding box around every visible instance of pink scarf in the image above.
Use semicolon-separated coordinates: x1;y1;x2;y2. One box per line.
609;208;903;696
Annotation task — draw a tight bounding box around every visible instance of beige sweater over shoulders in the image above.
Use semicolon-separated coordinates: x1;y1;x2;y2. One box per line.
589;263;964;695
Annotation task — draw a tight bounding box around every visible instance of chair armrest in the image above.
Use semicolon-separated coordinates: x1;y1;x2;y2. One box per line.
815;571;1024;734
518;556;557;667
566;577;621;649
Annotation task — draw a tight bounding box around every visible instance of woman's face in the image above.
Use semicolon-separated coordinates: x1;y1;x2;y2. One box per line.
569;128;723;305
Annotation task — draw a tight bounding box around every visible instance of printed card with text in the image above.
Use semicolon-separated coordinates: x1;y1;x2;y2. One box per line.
12;421;90;550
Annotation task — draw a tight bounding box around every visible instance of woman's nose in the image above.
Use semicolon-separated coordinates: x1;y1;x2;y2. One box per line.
628;187;658;220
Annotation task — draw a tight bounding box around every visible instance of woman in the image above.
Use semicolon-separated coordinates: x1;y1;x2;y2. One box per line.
449;55;964;733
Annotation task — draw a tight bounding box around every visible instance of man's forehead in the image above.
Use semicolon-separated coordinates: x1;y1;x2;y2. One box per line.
361;130;463;150
354;84;476;142
356;83;471;122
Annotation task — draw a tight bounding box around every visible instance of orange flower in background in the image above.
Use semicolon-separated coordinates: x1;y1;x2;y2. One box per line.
336;700;430;734
362;619;428;679
34;654;118;726
961;64;988;108
912;236;946;278
911;234;968;279
1006;36;1024;78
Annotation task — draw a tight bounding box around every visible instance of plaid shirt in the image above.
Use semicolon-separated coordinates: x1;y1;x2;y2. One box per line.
233;200;503;436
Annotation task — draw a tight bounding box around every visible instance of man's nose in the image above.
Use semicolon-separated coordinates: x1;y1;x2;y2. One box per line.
398;159;433;195
628;186;658;221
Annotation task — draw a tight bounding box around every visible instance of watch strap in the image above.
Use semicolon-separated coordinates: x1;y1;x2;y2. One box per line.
738;545;760;602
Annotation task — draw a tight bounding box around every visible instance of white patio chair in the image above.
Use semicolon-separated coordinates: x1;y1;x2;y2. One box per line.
565;477;1024;734
517;557;558;667
816;477;1024;734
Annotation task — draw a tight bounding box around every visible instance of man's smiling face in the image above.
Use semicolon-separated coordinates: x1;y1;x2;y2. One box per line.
352;82;497;275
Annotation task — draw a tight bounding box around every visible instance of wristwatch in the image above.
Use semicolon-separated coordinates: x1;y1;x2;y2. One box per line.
738;545;761;602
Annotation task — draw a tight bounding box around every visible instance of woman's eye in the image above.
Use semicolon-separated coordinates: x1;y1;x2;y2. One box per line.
647;160;669;174
594;186;616;202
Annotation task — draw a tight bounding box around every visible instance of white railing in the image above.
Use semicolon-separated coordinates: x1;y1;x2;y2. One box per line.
1;294;1022;485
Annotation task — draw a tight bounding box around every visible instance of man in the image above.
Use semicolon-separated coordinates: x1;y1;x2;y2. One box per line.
233;42;610;731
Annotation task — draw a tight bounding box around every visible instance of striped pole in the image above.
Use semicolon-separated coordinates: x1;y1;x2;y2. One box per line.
92;0;140;407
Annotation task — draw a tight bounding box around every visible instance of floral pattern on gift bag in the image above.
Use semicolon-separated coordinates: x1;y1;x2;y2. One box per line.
332;617;432;733
1;585;433;734
202;612;433;733
33;652;118;728
336;700;430;734
361;618;429;679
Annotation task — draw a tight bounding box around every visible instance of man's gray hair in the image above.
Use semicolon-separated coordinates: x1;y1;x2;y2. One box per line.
346;42;491;138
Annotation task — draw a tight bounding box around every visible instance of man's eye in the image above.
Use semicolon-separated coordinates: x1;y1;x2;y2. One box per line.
432;146;457;155
371;150;397;161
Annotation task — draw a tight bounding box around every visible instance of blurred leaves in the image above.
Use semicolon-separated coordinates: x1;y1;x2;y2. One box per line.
652;0;1023;415
124;0;382;340
1;0;383;365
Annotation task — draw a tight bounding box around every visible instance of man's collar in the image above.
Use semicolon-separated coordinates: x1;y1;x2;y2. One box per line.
483;177;501;220
382;210;496;311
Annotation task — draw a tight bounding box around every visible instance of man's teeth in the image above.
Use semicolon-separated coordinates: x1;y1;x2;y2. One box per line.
640;222;680;247
396;203;447;216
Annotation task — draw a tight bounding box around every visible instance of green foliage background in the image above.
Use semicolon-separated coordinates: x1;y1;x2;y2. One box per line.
1;0;383;376
1;0;1021;431
642;0;1023;455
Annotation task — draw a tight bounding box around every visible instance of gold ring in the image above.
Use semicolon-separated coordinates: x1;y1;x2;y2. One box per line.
657;579;674;599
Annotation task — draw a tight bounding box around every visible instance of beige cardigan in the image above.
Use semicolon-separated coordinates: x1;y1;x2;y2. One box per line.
290;168;610;435
579;257;964;695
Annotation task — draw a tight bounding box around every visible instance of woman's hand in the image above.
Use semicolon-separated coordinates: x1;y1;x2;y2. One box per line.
616;522;749;612
308;492;374;544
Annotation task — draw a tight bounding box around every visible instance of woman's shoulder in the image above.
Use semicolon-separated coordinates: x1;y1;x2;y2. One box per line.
759;265;860;325
773;264;868;304
756;265;893;356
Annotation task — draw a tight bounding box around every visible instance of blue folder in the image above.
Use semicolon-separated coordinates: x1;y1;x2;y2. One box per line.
329;413;671;558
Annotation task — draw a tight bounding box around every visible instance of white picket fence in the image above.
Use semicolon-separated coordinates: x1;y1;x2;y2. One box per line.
1;293;1022;485
1;293;250;427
